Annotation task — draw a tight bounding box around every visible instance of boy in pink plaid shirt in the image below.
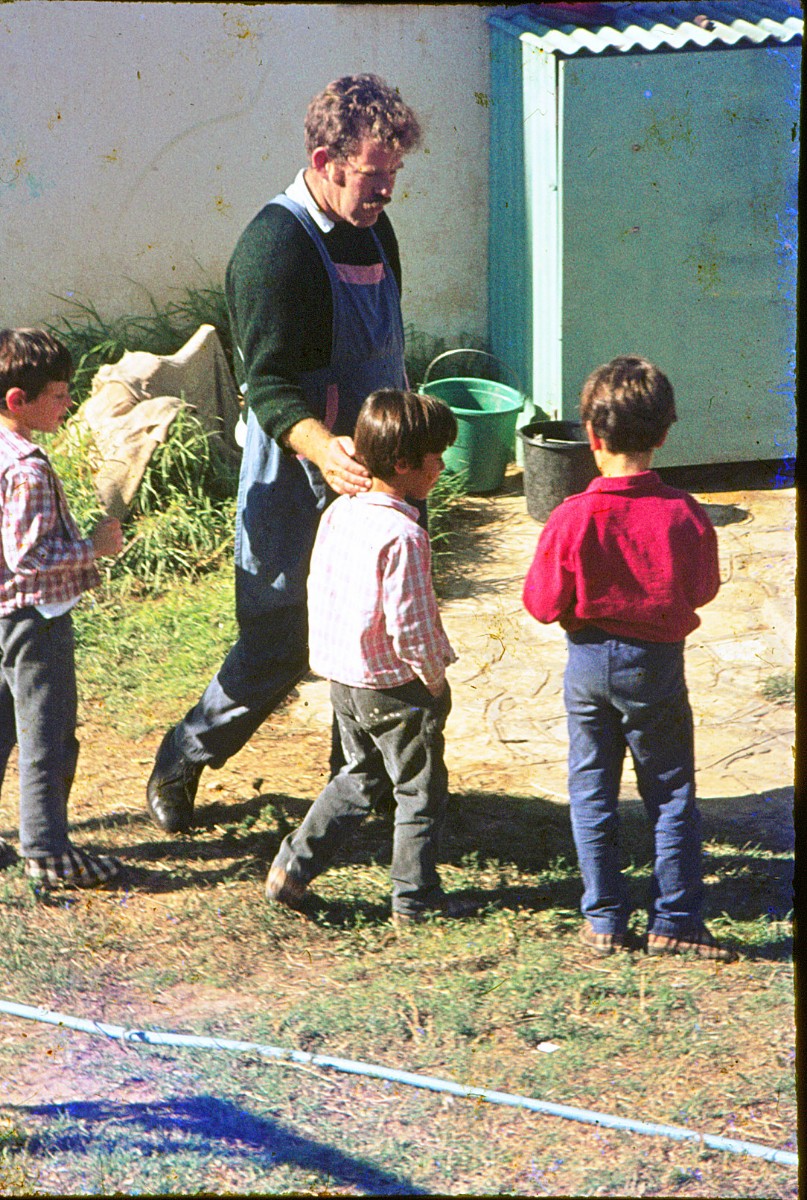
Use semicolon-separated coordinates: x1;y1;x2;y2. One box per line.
0;329;123;889
266;388;474;923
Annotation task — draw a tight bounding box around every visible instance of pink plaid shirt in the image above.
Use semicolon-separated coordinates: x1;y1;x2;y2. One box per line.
307;491;457;694
0;426;99;616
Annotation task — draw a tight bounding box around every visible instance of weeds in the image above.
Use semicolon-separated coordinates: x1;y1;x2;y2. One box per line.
761;670;796;705
114;406;237;590
44;402;237;599
51;295;484;409
45;300;464;602
426;467;468;592
403;323;493;390
42;287;239;597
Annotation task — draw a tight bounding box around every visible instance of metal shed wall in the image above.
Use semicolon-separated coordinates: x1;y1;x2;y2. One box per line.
488;30;533;399
488;5;800;466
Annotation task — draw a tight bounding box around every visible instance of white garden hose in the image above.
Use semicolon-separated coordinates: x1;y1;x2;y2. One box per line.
0;999;796;1168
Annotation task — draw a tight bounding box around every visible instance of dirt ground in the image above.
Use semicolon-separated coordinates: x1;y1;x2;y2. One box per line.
0;466;796;1167
240;466;796;836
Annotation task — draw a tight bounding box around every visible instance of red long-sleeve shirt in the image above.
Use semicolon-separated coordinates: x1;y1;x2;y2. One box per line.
522;471;720;643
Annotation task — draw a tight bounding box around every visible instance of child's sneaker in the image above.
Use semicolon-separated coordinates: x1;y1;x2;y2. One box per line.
0;838;17;870
647;924;736;962
24;844;121;890
265;864;308;908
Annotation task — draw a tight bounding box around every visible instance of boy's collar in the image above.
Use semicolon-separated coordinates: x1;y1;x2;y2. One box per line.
349;490;419;517
0;411;35;444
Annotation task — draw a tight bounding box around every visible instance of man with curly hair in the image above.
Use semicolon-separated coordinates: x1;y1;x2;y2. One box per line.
147;75;422;834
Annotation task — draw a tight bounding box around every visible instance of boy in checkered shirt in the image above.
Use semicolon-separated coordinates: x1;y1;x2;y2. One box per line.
0;329;123;889
265;388;474;923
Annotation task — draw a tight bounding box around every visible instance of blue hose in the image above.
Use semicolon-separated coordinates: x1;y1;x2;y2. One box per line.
0;998;796;1168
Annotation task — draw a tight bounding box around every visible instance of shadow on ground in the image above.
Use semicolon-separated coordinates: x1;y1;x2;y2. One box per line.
6;1095;426;1195
59;784;794;959
656;458;795;492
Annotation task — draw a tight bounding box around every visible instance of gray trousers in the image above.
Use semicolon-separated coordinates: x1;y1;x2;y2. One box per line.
0;609;77;857
273;678;451;915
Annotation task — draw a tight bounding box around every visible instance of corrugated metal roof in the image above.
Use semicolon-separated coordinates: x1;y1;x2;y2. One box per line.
487;3;803;54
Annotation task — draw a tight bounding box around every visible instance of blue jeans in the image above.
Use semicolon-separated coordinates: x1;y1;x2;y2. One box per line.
273;679;451;915
0;609;77;857
564;630;703;939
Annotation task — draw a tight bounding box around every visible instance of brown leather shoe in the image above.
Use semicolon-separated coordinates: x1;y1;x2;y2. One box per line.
579;921;628;957
265;864;308;908
647;925;737;962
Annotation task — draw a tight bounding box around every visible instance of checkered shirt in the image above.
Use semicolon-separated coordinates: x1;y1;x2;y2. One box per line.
0;426;99;616
307;491;457;693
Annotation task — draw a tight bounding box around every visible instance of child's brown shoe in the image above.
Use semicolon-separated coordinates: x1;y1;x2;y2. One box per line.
0;838;17;870
647;924;737;962
579;921;628;957
265;864;308;908
24;844;121;890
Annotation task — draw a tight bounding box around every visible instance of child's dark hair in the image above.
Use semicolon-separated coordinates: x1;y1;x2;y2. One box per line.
354;388;457;481
580;355;676;453
0;329;72;408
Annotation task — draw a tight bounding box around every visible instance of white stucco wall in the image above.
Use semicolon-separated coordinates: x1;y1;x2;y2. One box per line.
0;2;491;345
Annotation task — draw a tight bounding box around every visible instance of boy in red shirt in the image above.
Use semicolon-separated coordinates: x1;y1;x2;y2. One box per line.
523;356;734;960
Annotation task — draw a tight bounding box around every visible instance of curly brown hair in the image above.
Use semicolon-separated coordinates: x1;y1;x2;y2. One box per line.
304;74;421;161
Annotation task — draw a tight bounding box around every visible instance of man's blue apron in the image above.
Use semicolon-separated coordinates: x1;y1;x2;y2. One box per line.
236;194;406;620
177;193;406;765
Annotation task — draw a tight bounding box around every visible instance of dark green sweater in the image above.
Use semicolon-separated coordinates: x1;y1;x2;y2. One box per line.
225;201;402;443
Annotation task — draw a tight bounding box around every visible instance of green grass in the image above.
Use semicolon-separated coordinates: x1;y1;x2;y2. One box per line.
0;854;795;1195
73;566;236;738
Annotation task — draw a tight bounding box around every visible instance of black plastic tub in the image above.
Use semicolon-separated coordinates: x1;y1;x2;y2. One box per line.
519;420;598;523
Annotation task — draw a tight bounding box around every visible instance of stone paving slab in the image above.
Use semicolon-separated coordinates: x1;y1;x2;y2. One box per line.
288;476;795;831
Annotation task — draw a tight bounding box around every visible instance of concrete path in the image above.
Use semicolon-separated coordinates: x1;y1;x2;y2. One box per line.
290;471;795;842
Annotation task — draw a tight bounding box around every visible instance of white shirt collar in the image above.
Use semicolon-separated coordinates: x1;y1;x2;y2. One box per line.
286;168;336;234
349;491;419;520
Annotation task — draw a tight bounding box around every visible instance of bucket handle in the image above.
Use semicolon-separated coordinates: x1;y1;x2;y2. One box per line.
423;349;524;394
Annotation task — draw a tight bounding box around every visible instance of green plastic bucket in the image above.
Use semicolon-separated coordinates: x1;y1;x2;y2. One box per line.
419;351;524;493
